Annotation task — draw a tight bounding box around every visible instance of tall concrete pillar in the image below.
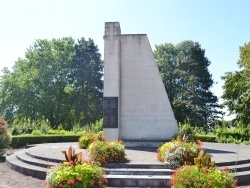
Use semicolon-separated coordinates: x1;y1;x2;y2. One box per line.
103;22;121;140
103;22;179;142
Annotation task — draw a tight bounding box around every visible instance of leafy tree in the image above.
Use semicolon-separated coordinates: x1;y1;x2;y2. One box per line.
155;41;222;127
0;37;103;129
68;38;103;125
222;43;250;125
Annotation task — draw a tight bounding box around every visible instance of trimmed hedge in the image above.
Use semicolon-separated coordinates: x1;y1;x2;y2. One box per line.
193;135;216;142
216;131;249;142
11;135;81;148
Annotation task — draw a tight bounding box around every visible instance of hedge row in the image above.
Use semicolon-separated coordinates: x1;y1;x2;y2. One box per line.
10;134;217;148
193;134;216;142
216;131;249;142
10;135;81;148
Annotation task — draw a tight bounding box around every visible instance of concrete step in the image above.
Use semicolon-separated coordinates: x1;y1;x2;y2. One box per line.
216;158;250;167
235;170;250;186
105;174;171;187
219;162;250;173
16;149;57;168
104;163;169;169
105;168;173;175
5;144;250;187
25;149;63;163
5;152;46;180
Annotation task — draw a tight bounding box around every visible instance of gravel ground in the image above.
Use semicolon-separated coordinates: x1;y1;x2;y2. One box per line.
0;157;46;188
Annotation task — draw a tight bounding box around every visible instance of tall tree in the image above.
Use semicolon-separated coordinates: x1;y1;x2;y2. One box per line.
68;38;103;125
155;41;222;126
0;37;103;129
222;43;250;125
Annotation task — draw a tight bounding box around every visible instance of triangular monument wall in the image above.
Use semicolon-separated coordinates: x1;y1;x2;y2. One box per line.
103;22;178;141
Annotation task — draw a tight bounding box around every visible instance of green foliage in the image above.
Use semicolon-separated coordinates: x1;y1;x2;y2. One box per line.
78;131;105;149
10;135;80;148
88;140;126;164
193;135;216;142
157;136;200;169
0;119;11;149
90;118;103;132
215;126;250;144
157;142;172;162
194;149;215;168
10;119;51;135
48;129;77;135
155;41;223;126
178;121;193;137
0;37;103;130
31;130;42;136
46;161;106;188
222;42;250;125
171;165;237;188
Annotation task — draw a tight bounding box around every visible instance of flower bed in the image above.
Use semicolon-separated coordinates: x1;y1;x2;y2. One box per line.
0;119;11;152
171;165;237;188
46;146;107;188
158;136;237;187
78;131;105;149
157;136;200;168
88;140;125;164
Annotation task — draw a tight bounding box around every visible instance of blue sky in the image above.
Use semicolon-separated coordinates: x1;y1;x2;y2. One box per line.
1;0;250;119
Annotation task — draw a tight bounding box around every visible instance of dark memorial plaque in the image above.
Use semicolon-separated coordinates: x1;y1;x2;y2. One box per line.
103;97;118;128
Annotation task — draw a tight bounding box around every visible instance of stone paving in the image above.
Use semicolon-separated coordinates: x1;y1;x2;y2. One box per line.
26;142;250;165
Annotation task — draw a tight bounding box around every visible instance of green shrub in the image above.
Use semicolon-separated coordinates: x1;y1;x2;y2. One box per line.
46;146;106;188
215;127;250;144
39;122;50;134
78;131;105;149
0;120;12;149
31;130;42;136
10;121;37;135
90;118;103;132
48;129;74;135
171;165;237;188
193;135;216;142
178;121;193;137
10;119;51;135
157;142;172;162
158;136;200;169
194;149;215;168
88;140;125;164
46;162;107;188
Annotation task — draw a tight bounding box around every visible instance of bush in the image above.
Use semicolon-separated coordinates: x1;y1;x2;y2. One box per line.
10;119;52;135
157;136;200;169
157;142;172;162
31;130;42;136
90;118;103;132
171;165;237;188
78;131;105;149
48;129;75;135
88;140;126;164
46;146;107;188
0;120;11;149
215;127;250;144
178;122;193;137
193;135;216;142
46;162;106;188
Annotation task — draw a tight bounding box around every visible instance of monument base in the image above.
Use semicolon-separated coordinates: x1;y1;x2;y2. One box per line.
103;128;119;140
122;139;169;148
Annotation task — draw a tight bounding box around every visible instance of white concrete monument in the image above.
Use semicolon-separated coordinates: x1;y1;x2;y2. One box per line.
103;22;178;143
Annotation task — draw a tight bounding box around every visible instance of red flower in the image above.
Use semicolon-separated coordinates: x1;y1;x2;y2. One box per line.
67;179;75;185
